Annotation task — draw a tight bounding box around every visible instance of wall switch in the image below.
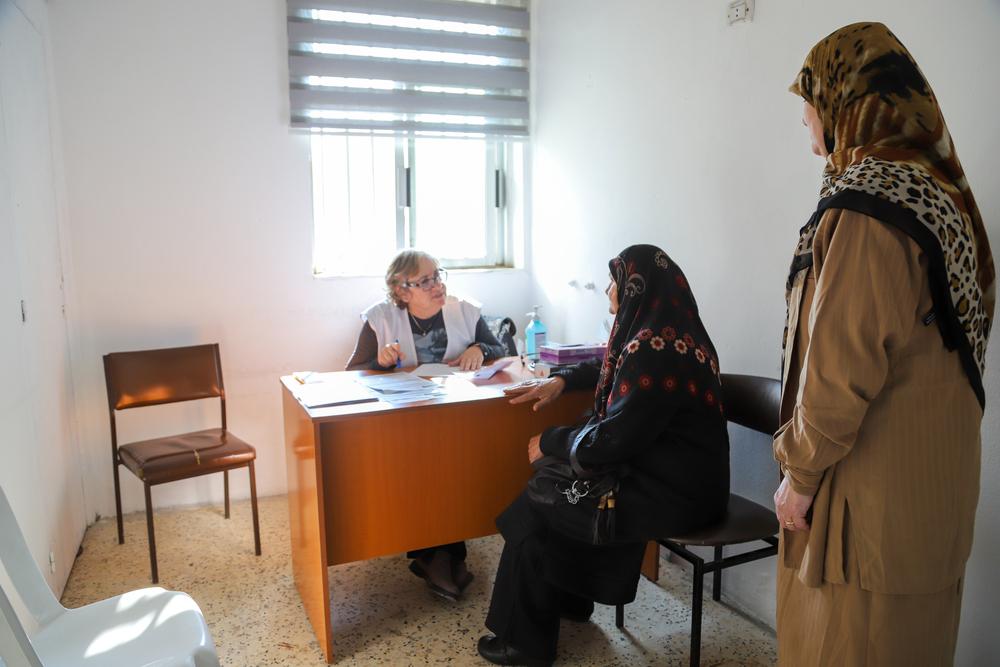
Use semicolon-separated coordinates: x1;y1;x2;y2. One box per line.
48;551;56;574
727;0;754;24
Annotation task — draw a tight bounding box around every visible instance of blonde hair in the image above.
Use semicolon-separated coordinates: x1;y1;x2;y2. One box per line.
385;249;440;308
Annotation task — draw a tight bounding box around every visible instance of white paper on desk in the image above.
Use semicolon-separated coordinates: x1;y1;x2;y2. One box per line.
294;381;378;408
356;372;437;394
471;357;515;381
380;386;449;405
412;363;455;377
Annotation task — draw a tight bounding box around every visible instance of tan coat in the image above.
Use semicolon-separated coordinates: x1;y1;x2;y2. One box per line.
774;209;982;596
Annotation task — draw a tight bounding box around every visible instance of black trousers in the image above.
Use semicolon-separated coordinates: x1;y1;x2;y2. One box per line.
485;532;594;661
485;492;646;660
407;541;466;561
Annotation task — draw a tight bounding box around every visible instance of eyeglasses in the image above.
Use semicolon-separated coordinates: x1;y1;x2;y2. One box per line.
402;269;447;291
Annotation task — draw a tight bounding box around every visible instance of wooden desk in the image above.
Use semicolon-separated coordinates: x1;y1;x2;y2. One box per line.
281;361;595;663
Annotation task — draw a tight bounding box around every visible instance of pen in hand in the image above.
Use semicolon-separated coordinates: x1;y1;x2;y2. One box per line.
394;339;401;368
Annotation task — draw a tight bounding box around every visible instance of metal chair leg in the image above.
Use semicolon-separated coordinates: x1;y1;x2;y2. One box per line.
113;459;124;544
690;559;704;667
144;483;158;583
712;546;723;602
224;469;230;519
249;461;261;555
615;603;624;629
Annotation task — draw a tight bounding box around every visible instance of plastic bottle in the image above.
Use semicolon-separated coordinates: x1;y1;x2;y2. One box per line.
525;306;547;358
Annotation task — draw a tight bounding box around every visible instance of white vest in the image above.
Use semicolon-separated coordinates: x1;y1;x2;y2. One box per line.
361;296;482;368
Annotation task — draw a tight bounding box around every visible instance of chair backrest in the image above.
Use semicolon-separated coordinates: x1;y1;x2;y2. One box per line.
719;373;781;436
103;344;225;411
0;487;63;666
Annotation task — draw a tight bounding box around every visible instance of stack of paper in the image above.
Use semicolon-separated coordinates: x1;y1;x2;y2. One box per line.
356;372;447;404
294;376;378;408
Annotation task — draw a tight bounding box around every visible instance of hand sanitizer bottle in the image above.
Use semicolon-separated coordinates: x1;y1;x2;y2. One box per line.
525;306;547;358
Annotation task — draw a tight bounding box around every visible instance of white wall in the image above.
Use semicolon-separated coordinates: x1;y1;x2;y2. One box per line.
46;0;535;523
0;0;84;596
531;0;1000;663
34;0;1000;661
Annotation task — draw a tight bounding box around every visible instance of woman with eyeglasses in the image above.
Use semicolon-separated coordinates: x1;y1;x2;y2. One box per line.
346;248;508;600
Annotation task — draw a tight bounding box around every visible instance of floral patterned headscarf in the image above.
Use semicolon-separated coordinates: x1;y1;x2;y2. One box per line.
595;245;724;421
788;22;993;407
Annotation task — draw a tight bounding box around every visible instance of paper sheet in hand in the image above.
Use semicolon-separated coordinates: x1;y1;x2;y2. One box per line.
471;357;515;381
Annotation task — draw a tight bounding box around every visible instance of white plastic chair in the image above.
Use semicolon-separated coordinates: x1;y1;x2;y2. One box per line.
0;486;219;666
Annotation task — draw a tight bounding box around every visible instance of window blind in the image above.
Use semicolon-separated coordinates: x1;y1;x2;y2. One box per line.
287;0;530;136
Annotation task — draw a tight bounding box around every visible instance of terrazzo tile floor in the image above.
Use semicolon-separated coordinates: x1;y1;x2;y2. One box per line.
60;495;776;666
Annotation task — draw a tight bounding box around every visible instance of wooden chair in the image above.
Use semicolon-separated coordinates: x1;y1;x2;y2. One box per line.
615;373;781;667
103;343;261;583
0;484;221;666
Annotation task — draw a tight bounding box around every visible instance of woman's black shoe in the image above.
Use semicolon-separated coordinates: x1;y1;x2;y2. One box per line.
476;635;554;667
409;552;460;601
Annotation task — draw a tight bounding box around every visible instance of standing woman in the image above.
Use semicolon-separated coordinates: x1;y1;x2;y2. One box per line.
477;245;729;666
347;249;507;600
774;23;994;665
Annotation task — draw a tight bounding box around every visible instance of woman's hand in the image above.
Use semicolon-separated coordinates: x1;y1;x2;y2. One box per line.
774;476;813;532
504;376;566;411
528;434;543;464
377;342;404;368
450;344;485;371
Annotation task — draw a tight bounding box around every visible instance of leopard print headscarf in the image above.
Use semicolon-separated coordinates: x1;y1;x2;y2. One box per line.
787;22;994;408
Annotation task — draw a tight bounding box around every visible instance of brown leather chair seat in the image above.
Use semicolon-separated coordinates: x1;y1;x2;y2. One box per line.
118;429;256;484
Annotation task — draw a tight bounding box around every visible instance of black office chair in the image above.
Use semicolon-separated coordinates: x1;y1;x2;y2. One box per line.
485;315;518;356
615;373;781;667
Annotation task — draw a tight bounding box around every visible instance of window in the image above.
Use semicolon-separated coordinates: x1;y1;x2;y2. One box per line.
310;134;517;276
286;0;530;276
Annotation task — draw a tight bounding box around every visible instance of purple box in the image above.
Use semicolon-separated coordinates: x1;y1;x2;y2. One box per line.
538;342;607;365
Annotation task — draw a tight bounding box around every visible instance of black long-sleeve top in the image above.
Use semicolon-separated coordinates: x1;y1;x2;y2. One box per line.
539;360;730;541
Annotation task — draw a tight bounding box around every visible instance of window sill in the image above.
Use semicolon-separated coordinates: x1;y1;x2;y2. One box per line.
312;266;523;280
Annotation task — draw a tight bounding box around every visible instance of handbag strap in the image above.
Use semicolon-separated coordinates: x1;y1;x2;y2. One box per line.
569;421;598;478
569;420;629;482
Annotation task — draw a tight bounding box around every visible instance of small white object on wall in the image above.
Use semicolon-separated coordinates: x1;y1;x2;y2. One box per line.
727;0;754;25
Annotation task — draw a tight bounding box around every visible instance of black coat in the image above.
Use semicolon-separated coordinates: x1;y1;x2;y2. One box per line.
497;245;731;605
541;361;730;542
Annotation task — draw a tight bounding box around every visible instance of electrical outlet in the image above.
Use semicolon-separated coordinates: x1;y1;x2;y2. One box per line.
727;0;754;25
48;551;56;574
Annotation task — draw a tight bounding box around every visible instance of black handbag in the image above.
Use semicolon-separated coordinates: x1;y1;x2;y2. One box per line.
525;422;622;545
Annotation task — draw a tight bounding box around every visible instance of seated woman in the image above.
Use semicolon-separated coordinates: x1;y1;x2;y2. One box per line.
477;244;730;666
346;249;508;600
